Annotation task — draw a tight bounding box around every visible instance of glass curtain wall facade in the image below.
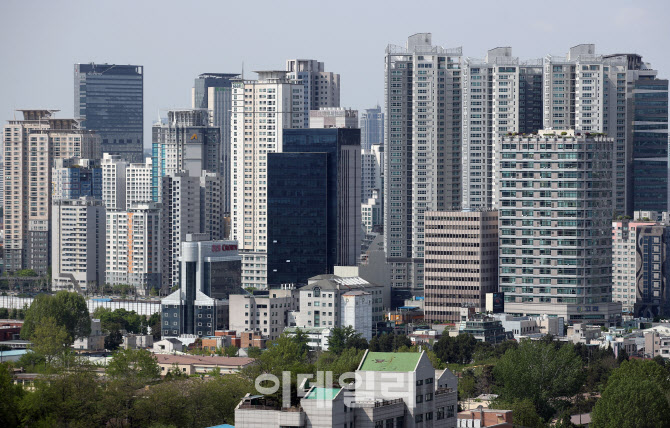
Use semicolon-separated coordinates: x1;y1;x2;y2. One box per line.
74;63;144;162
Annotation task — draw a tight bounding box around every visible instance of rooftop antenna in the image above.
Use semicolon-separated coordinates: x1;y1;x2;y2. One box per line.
241;61;244;80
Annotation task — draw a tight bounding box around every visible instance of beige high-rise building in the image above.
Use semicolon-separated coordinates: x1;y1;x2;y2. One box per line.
3;110;101;275
230;71;304;288
105;202;161;294
384;33;463;290
52;197;105;292
286;59;340;127
424;211;499;323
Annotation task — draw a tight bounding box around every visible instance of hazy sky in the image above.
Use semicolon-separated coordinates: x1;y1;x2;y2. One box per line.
1;0;669;147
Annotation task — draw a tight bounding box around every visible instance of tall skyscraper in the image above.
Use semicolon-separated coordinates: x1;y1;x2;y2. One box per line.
192;73;240;215
603;54;669;214
230;71;305;288
360;104;384;151
266;128;361;286
3;110;101;275
543;45;668;215
497;131;621;324
384;33;463;290
424;211;498;323
151;109;221;202
74;63;144;163
286;59;340;127
461;47;543;210
52;197;105;292
361;144;383;203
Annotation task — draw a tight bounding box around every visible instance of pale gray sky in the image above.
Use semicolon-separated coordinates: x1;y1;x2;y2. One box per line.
1;0;668;147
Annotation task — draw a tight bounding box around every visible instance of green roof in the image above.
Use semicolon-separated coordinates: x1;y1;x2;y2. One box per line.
304;387;341;400
359;352;421;372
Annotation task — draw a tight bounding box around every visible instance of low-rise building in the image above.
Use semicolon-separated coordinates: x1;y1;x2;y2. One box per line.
122;334;154;350
235;350;458;428
644;330;670;359
294;274;389;332
154;354;254;376
457;408;514;427
72;319;105;351
284;327;332;351
228;286;298;340
153;338;183;353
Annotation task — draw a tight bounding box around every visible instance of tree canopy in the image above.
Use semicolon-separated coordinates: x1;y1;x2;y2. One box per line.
591;359;670;428
493;339;584;419
21;291;91;342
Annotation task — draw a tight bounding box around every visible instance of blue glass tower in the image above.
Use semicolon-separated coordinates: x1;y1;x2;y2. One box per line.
630;76;669;213
74;63;144;163
266;128;361;286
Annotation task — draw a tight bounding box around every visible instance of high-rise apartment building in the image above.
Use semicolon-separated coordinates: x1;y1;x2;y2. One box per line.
424;211;499;323
102;153;127;210
612;217;670;317
461;47;543;210
52;197;105;292
161;173;201;291
3;110;101;275
192;73;240;215
105;202;161;294
360;104;384;151
74;63;143;163
266;128;361;286
286;59;340;127
126;157;153;207
497;131;621;324
543;45;668;215
384;33;463;290
230;71;305;288
361;144;383;203
52;158;102;201
151;109;221;202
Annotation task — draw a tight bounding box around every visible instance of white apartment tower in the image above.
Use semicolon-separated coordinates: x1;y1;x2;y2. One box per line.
3;110;101;275
102;153;127;210
286;59;340;127
497;131;621;324
126;157;153;207
105;202;161;294
462;47;543;209
543;44;630;215
230;71;305;288
52;197;105;292
384;33;463;290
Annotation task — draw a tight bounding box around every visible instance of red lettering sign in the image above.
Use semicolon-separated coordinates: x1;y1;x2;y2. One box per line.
211;244;238;252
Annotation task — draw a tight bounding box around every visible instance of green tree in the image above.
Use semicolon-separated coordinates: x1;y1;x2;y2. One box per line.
20;364;101;427
0;363;23;427
493;339;584;419
21;291;91;341
327;326;368;355
16;269;38;277
223;345;239;357
30;316;71;363
433;333;478;364
106;348;160;385
246;347;262;359
591;359;670;428
148;312;162;340
316;347;365;381
104;328;123;351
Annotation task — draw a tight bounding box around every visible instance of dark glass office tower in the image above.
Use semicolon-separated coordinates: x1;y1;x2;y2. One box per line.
630;76;669;213
267;128;361;286
74;63;144;163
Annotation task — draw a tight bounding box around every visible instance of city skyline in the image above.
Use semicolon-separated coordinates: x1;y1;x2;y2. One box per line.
1;0;668;147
